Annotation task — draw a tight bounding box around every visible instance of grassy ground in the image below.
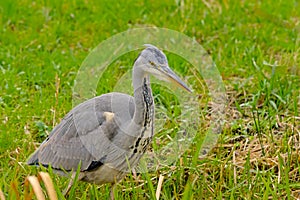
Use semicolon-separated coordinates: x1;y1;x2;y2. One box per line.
0;0;299;199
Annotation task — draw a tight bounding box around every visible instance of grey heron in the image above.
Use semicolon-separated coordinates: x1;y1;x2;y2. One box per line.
27;44;191;198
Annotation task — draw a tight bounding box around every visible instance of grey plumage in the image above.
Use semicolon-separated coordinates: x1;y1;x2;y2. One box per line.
27;44;191;192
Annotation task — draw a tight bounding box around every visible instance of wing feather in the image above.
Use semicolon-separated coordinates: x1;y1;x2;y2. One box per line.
27;93;135;172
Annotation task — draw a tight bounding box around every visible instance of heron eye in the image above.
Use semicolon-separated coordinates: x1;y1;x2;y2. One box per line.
149;61;155;66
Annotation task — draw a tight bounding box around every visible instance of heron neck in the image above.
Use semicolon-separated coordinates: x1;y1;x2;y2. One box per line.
131;65;154;131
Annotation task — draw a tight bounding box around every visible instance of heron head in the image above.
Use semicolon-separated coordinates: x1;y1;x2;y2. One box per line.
138;44;192;93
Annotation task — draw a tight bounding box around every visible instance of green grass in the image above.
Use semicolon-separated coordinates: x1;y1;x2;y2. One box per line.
0;0;299;199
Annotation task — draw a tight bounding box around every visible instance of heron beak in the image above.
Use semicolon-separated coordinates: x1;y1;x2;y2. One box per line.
164;67;192;93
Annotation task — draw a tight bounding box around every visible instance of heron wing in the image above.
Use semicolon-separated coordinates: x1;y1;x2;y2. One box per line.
27;92;135;171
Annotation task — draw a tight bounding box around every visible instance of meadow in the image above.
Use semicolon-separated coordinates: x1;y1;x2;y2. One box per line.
0;0;299;199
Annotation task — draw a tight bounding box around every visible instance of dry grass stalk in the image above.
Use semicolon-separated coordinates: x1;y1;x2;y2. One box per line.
25;176;45;200
24;172;58;200
38;172;58;200
155;174;164;200
0;189;5;200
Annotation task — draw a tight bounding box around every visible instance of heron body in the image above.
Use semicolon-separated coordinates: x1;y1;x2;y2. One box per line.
27;44;191;192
